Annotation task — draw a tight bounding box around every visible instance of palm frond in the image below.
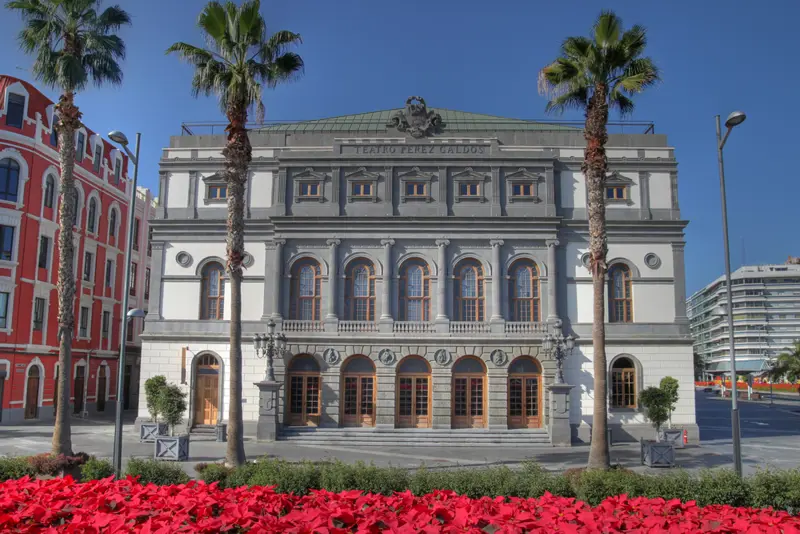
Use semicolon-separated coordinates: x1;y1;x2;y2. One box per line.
619;24;647;59
544;86;589;115
94;5;131;32
593;10;621;48
609;90;634;116
616;57;660;94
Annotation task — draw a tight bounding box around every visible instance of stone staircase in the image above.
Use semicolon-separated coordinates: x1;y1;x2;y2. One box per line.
277;427;552;447
189;424;219;442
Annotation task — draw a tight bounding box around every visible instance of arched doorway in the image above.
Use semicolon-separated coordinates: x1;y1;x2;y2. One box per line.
96;365;107;412
286;354;321;427
452;356;486;429
74;365;85;415
25;366;40;419
341;355;375;427
194;353;220;425
396;356;431;428
508;357;542;428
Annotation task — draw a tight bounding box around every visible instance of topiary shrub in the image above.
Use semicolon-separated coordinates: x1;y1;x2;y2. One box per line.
659;376;680;428
80;457;114;481
125;458;190;486
639;387;671;437
0;457;35;481
144;375;168;423
157;384;187;436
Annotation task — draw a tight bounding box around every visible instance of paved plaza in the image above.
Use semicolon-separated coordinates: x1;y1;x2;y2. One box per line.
1;390;798;476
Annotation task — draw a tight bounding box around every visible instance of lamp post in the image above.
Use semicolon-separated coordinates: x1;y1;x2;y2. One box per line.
107;130;142;478
542;332;575;384
715;110;746;477
253;320;287;382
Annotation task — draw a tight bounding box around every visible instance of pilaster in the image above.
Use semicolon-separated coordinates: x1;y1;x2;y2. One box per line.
431;366;452;429
438;166;448;216
639;171;651;220
379;239;395;332
548;383;575;447
546;239;560;324
490;166;501;216
263;239;285;320
324;239;341;331
489;239;505;333
375;364;396;428
145;242;165;322
486;367;507;429
434;239;450;332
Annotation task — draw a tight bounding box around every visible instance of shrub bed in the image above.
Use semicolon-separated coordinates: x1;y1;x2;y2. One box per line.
1;476;798;533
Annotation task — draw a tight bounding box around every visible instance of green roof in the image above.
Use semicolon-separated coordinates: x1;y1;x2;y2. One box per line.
252;108;581;134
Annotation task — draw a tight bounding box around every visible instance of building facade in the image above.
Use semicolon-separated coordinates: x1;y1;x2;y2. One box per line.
688;262;800;377
141;98;697;443
0;75;155;424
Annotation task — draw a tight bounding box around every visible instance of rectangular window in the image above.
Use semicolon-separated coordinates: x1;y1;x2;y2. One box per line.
0;159;19;203
0;225;14;261
105;260;113;288
129;262;137;296
606;186;626;200
0;292;8;328
50;118;59;147
511;183;534;197
114;159;121;184
75;132;85;162
351;182;372;197
299;183;320;197
133;218;140;251
38;236;49;269
92;144;102;173
79;306;89;338
33;298;45;331
405;182;426;197
208;184;227;200
102;311;110;338
5;94;25;129
83;251;93;281
459;182;479;196
144;268;151;300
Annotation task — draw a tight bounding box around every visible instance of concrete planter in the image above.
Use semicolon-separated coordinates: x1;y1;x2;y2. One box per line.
216;423;227;442
140;422;169;443
154;435;190;461
659;428;684;449
641;439;675;468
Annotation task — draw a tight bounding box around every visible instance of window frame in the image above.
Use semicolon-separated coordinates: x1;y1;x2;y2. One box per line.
92;143;102;173
293;168;328;203
37;235;49;269
101;310;110;339
454;259;485;322
113;158;122;184
86;198;98;233
290;259;322;321
75;132;86;163
83;251;93;282
345;168;380;203
608;264;633;323
0;158;21;203
399;260;430;322
508;261;540;322
398;167;435;203
78;305;90;338
44;175;55;209
0;225;14;261
200;262;226;320
105;259;114;289
109;208;117;238
453;168;488;203
33;297;45;332
610;357;638;409
0;292;9;329
5;93;25;129
345;259;376;321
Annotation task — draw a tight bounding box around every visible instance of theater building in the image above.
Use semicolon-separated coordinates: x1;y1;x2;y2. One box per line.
0;75;155;424
141;98;697;444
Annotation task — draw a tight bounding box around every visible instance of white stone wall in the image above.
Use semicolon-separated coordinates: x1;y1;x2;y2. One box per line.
165;172;190;208
648;172;673;210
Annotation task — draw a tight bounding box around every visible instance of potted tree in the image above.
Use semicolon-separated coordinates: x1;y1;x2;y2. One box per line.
658;376;684;448
140;376;169;442
639;386;675;467
154;383;190;461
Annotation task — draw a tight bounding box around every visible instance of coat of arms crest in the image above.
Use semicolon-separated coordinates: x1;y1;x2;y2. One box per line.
387;96;443;138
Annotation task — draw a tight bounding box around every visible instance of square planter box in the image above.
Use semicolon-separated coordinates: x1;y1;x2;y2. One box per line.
140;422;169;443
216;423;227;442
154;435;190;461
659;428;685;449
641;439;675;468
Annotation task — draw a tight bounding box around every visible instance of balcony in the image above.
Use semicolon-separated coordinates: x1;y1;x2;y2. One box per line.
283;320;324;333
338;321;379;333
505;322;547;335
449;321;490;334
393;321;435;334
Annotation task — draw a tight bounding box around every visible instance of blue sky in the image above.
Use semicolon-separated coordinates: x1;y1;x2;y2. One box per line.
1;0;798;294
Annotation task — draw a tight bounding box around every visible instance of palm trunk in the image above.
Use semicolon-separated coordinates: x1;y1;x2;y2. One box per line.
585;83;610;470
223;102;250;467
52;92;80;456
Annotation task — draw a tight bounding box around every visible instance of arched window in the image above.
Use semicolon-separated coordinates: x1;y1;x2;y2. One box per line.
454;259;484;322
290;259;321;320
44;175;55;208
200;262;225;320
0;158;20;202
509;260;540;322
109;209;117;237
87;198;97;233
345;259;375;321
399;259;430;321
70;187;80;227
610;357;636;408
609;264;633;323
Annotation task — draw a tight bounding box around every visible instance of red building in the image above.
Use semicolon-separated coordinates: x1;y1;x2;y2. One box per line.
0;75;150;424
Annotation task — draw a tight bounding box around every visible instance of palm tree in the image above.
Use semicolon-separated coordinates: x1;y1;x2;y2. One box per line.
6;0;130;456
768;342;800;384
168;0;303;466
539;11;659;470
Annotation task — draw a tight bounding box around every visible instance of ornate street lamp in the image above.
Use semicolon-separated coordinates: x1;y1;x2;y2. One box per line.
543;332;575;384
253;320;287;382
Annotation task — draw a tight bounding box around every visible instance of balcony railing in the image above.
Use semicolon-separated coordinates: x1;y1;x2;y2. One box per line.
393;321;435;334
505;322;547;334
449;321;490;334
338;320;379;333
283;320;324;333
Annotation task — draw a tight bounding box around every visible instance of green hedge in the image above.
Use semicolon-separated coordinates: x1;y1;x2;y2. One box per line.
0;457;35;481
125;458;190;486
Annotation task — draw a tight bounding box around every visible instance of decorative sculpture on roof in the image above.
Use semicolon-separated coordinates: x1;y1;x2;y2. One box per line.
387;96;443;138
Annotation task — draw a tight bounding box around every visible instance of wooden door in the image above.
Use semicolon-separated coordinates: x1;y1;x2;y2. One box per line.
25;367;40;420
194;374;219;425
508;375;541;428
287;373;320;426
73;366;85;414
96;366;107;412
452;375;485;428
342;374;375;427
397;375;431;428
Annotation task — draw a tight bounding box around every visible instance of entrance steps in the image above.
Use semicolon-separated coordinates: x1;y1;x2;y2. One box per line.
278;427;552;447
189;424;218;442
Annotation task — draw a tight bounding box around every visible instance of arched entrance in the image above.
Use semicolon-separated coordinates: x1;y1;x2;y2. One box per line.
341;355;375;427
396;356;431;428
25;366;40;420
508;357;542;428
96;365;107;412
194;353;220;425
452;356;486;429
286;354;321;427
74;365;85;415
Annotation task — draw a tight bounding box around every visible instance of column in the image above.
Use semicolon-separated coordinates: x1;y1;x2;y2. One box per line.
325;239;340;321
490;239;504;324
145;242;164;321
271;240;285;319
435;239;449;323
546;239;560;324
380;239;394;326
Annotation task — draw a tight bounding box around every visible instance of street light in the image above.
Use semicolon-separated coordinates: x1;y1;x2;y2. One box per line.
715;110;746;477
542;332;575;384
108;130;142;478
253;321;287;382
